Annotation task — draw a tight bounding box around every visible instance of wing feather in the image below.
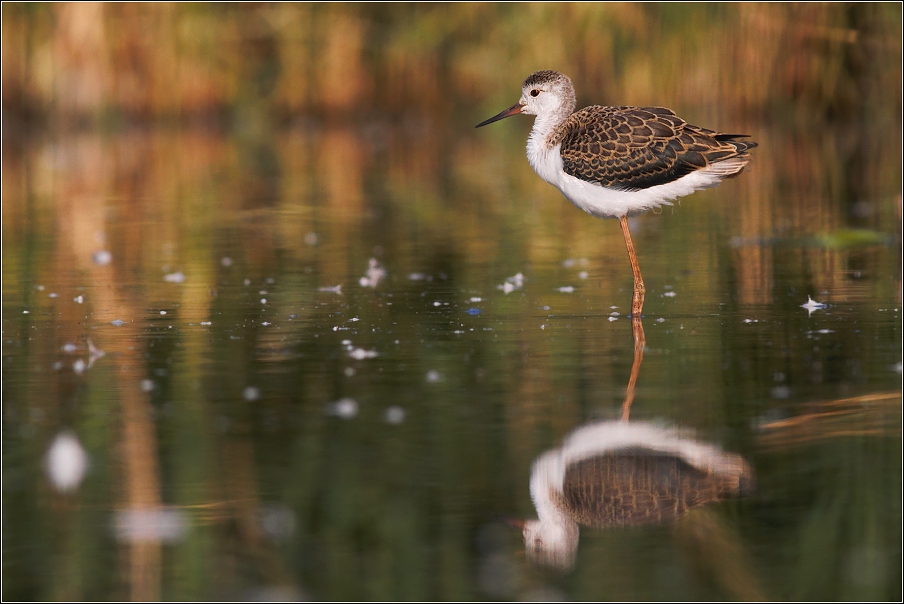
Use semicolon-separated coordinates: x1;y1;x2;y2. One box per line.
555;106;758;191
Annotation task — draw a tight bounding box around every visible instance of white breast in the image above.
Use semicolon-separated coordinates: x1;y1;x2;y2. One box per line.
527;142;728;219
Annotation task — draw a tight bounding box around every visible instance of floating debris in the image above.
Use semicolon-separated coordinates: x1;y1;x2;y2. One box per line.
328;397;358;419
92;250;112;266
87;340;104;367
140;379;155;392
114;507;187;543
578;271;589;280
258;502;296;542
304;232;318;246
497;272;525;294
62;343;78;353
743;319;759;324
111;319;125;326
348;348;378;360
470;297;482;302
662;291;677;298
385;406;406;425
74;295;84;304
318;284;343;294
221;256;233;267
771;386;791;399
656;318;665;323
243;387;260;402
426;370;443;383
467;308;482;315
801;296;827;316
163;271;186;284
72;359;87;375
607;316;618;322
49;292;59;298
45;431;89;492
558;286;575;293
408;273;427;281
200;321;212;326
359;258;386;288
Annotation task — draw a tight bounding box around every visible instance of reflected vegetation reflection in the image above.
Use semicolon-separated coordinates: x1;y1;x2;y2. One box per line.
3;4;902;600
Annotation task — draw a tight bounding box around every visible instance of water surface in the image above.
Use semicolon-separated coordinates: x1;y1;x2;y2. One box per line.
2;113;901;601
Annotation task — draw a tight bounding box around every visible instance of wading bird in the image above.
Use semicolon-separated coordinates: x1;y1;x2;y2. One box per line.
477;70;757;316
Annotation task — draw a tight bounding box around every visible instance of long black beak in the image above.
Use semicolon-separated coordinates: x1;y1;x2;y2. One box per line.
475;103;524;128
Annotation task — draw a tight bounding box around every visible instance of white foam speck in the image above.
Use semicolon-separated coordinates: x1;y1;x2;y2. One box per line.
243;386;260;401
114;507;187;543
92;250;112;266
329;397;358;419
385;406;406;425
45;432;89;492
359;258;386;288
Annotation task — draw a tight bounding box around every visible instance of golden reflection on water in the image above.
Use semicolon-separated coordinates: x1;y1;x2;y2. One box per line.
2;3;901;601
3;110;901;598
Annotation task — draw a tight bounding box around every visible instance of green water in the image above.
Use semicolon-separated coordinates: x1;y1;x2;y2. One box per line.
2;117;900;601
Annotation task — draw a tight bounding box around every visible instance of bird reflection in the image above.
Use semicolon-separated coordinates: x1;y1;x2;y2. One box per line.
518;317;754;571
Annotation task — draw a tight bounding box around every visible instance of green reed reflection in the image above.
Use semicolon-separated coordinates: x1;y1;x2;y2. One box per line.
2;3;902;602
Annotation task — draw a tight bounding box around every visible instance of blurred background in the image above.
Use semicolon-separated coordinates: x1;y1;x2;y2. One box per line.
2;3;902;601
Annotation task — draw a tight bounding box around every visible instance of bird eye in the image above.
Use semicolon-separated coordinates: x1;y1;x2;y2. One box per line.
530;89;540;97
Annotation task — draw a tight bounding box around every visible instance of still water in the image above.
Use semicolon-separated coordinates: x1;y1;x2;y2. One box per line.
2;117;901;601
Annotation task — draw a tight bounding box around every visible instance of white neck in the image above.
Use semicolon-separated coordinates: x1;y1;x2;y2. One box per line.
526;110;570;187
527;106;571;151
529;450;575;526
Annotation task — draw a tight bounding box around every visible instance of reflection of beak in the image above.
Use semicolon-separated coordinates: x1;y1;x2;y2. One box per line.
475;103;524;128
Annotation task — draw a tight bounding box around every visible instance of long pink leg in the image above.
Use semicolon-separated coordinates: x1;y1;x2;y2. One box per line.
619;216;646;421
619;216;645;317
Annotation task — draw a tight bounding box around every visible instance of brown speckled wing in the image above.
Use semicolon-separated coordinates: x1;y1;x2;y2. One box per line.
559;449;748;528
556;106;757;191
